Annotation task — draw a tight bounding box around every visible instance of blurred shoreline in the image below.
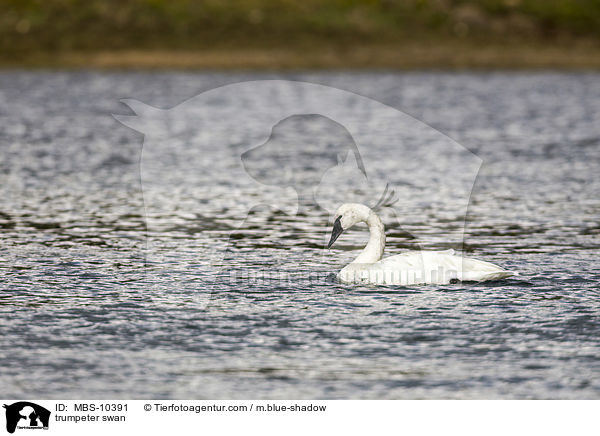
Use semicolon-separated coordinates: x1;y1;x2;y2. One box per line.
3;41;600;70
3;0;600;70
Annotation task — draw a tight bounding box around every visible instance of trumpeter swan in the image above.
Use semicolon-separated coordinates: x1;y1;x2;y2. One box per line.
327;203;515;285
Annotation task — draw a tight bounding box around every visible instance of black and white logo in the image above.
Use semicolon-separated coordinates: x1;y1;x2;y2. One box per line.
3;402;50;434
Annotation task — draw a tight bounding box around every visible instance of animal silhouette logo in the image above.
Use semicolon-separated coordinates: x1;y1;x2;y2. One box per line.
241;114;366;210
3;402;50;434
114;80;482;297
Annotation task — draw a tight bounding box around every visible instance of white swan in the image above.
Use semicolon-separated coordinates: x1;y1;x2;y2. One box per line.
327;203;515;285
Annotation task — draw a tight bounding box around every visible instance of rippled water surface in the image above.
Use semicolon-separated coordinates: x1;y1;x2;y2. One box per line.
1;71;599;399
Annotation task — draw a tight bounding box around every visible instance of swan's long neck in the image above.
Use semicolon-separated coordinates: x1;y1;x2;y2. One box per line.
352;211;385;265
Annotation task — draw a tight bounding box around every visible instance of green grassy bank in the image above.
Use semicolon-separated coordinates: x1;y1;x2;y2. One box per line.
2;0;600;69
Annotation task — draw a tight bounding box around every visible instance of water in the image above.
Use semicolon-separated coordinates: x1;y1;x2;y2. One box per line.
1;71;599;399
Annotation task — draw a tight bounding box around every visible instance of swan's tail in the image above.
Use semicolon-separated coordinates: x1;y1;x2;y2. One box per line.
476;270;517;281
459;257;517;282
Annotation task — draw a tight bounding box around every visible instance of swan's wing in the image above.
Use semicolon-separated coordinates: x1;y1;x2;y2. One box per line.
378;251;515;282
378;250;457;270
378;251;423;267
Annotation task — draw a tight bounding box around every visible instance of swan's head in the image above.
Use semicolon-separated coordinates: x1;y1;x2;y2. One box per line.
327;203;372;248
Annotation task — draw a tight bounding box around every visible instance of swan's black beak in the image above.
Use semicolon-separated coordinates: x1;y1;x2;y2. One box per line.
327;216;344;249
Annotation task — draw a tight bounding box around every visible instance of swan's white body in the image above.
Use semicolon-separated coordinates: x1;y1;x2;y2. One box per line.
328;204;515;286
